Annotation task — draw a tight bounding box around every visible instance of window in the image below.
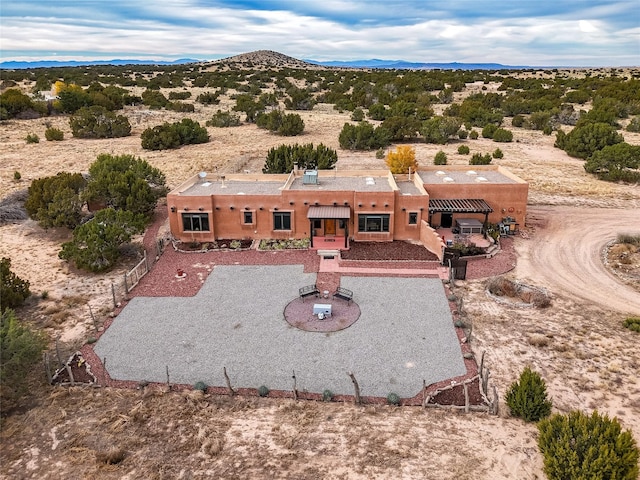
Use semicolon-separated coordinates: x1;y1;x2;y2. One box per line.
338;219;346;229
182;213;210;232
313;219;321;229
358;214;390;232
408;212;418;225
243;211;253;224
273;212;291;230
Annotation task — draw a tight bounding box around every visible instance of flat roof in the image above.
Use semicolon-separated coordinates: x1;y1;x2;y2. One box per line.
396;181;423;195
180;180;284;196
290;176;393;192
419;169;517;185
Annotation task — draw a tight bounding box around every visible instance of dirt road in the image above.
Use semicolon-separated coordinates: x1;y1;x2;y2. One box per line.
514;205;640;315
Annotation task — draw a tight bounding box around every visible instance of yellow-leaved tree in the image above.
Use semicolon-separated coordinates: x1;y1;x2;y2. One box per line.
385;145;418;174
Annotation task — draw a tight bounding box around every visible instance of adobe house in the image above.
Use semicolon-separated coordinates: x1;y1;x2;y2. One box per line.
166;164;528;258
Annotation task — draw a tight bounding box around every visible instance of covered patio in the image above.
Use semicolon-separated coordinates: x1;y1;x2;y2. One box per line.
308;205;351;249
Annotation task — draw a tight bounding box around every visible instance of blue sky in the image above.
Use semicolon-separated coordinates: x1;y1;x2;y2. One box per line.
1;0;638;66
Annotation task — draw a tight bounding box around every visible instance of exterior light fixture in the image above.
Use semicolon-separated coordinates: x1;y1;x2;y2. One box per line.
183;207;189;211
289;201;294;205
198;207;204;211
170;206;176;212
230;206;234;210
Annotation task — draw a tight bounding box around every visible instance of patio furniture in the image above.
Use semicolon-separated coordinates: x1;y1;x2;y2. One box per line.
299;284;320;301
333;287;353;305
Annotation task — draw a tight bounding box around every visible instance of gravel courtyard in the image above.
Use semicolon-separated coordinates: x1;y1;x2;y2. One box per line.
94;265;465;398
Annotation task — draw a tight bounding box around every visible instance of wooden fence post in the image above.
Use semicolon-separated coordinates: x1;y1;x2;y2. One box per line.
348;371;361;405
123;273;128;294
102;357;107;387
111;283;117;308
89;304;98;332
223;367;235;396
464;383;469;413
43;352;52;384
292;370;298;400
55;337;63;367
166;365;170;390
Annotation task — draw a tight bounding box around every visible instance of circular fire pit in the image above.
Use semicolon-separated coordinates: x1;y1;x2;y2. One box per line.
284;298;360;332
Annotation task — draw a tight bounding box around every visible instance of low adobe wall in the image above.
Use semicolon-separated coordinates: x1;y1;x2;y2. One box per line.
420;221;444;262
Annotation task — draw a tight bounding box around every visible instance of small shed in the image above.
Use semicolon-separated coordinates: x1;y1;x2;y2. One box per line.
455;218;483;234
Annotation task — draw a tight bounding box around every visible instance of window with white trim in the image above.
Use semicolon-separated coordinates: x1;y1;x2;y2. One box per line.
408;212;418;225
243;211;253;224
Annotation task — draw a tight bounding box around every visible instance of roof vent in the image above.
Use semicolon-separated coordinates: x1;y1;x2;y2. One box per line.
365;177;376;185
466;170;477;176
435;170;446;176
302;169;319;185
443;177;454;183
475;176;488;182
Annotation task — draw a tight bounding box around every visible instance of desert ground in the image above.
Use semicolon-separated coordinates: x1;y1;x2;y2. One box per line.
1;67;640;479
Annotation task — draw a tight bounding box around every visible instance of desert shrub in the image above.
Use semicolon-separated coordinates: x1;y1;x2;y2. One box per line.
470;153;492;165
375;148;386;159
322;389;334;402
492;148;504;159
167;101;195;112
617;233;640;246
141;118;209;150
194;381;208;392
25;172;86;229
25;133;39;144
59;208;147;272
44;127;64;141
1;309;47;404
457;145;470;155
351;108;365;121
481;124;498;139
263;143;337;174
256;110;304;136
387;392;400;406
624;317;640;333
434;150;447;165
457;129;468;139
13;171;21;181
96;447;126;465
555;122;624;159
469;130;479;139
505;366;552;422
512;115;525;127
584;143;640;183
627;116;640;133
421;115;462;144
487;277;518;297
538;410;639;480
70;106;131;139
1;257;31;312
196;91;220;105
542;124;553;135
257;385;269;397
339;121;390;150
492;128;513;142
168;91;191;100
206;110;241;127
531;291;552;308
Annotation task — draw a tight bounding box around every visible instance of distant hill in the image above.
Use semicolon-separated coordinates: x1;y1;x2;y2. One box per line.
0;58;200;69
305;59;529;70
207;50;319;69
1;50;533;71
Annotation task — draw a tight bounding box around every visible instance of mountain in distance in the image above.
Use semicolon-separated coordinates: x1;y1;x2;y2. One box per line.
0;58;201;69
306;58;529;70
1;50;531;70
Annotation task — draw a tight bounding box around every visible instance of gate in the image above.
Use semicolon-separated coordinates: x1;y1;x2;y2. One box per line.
448;258;467;280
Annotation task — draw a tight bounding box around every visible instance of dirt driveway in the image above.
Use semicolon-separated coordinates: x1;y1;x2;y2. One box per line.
514;205;640;315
